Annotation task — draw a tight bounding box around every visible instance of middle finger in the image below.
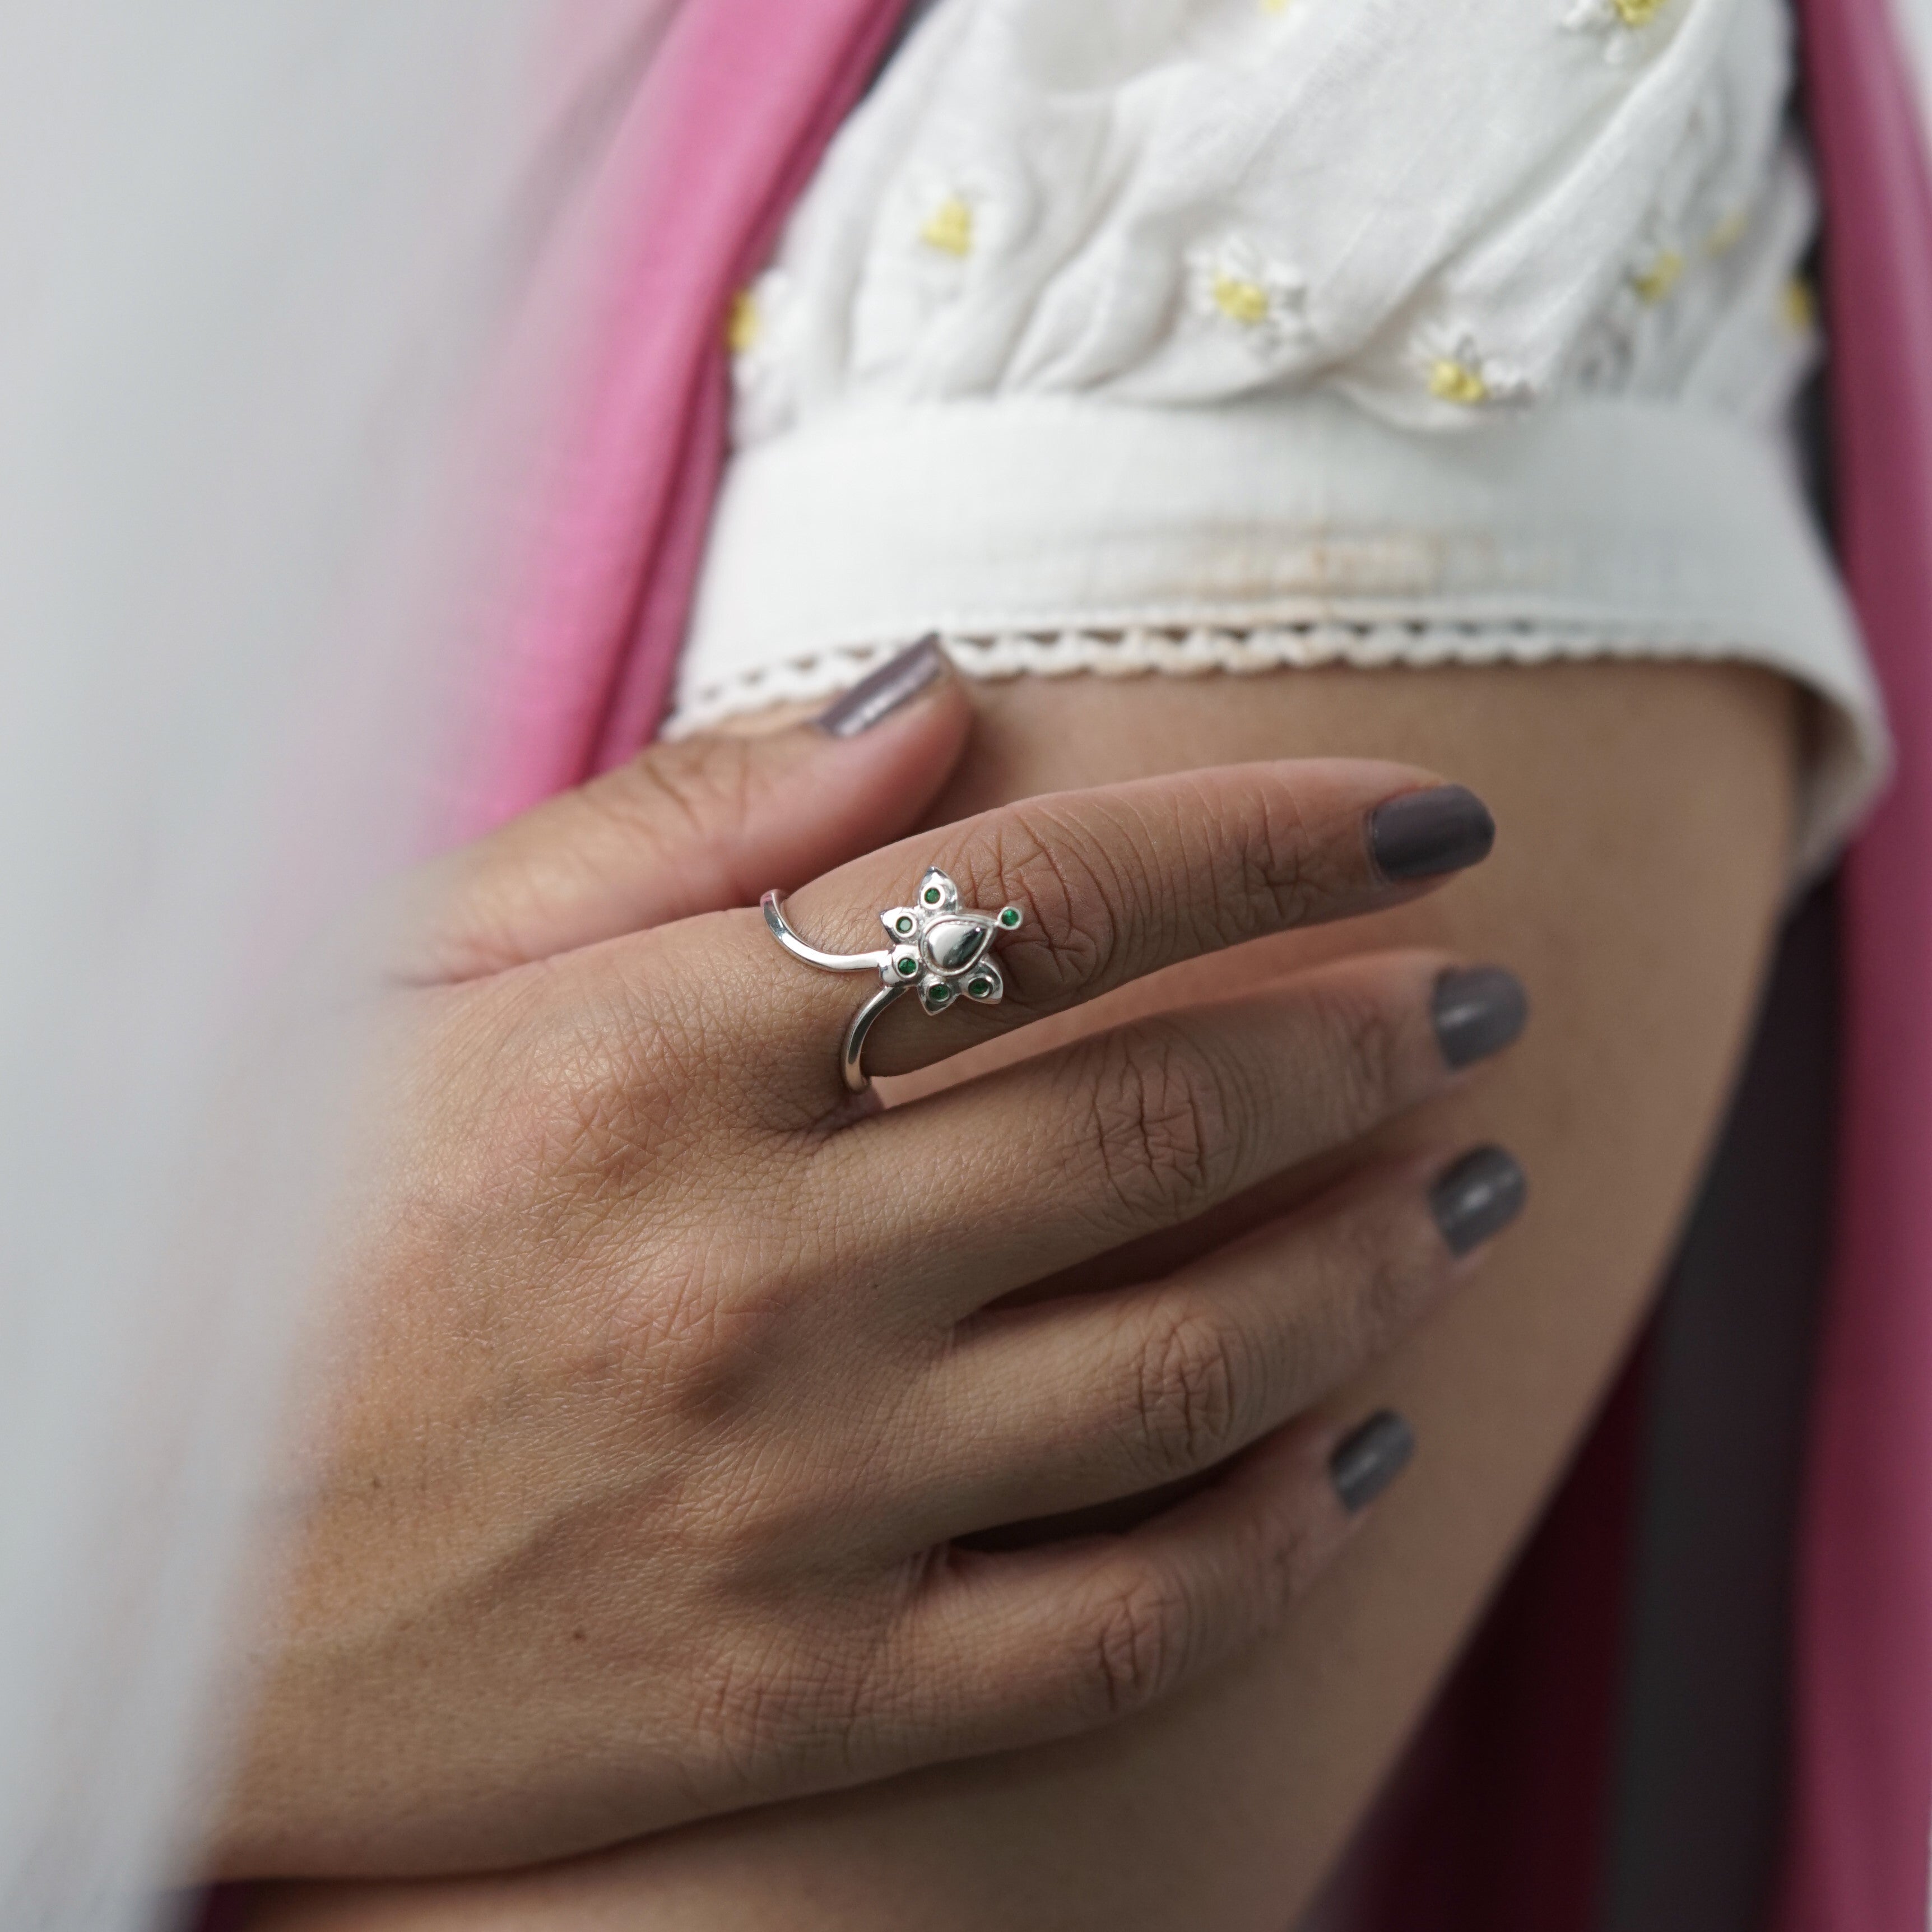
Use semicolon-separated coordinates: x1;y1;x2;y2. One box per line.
816;950;1527;1321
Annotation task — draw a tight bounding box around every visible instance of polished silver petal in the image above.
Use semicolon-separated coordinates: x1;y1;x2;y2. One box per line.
961;961;1004;1003
764;870;1021;1092
922;914;993;974
916;866;960;914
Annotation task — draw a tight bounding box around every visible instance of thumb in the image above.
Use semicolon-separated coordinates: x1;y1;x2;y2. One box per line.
401;638;972;982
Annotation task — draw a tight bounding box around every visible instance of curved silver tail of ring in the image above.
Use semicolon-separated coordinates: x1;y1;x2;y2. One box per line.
762;867;1023;1093
761;893;901;1093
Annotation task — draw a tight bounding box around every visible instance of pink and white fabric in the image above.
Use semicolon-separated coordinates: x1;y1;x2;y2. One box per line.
466;1;1932;1924
458;0;907;835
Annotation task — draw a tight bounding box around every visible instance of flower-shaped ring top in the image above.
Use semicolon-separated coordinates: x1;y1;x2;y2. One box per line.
761;867;1024;1091
877;866;1023;1012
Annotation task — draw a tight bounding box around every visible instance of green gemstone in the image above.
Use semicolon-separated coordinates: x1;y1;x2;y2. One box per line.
998;906;1020;928
968;978;991;998
930;984;950;1004
923;887;941;905
896;916;914;934
896;957;917;976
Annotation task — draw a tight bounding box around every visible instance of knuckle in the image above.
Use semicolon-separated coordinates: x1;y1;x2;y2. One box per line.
690;1643;788;1778
516;955;761;1210
1076;1024;1239;1230
1228;1515;1313;1646
689;1635;865;1798
1079;1566;1194;1720
1251;1474;1339;1622
944;806;1123;1001
1132;1305;1250;1477
1307;982;1408;1139
522;1005;691;1209
607;737;759;852
1247;781;1340;929
417;997;650;1264
617;1238;753;1376
1158;777;1327;952
443;991;814;1402
1324;1195;1439;1360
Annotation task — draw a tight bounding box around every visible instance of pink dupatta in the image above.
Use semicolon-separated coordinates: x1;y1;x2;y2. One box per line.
475;0;1932;1923
1782;1;1932;1924
458;0;908;837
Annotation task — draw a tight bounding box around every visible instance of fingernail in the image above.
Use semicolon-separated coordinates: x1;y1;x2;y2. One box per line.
1330;1410;1416;1513
1430;1145;1527;1257
1432;966;1529;1070
815;635;950;738
1368;784;1495;882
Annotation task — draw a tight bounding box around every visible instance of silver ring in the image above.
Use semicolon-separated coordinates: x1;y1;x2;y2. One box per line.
762;866;1024;1092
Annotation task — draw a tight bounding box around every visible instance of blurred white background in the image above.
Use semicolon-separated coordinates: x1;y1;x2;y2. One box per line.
0;7;670;1925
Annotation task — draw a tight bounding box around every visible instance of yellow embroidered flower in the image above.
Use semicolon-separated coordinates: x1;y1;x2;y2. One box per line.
1564;0;1670;45
725;288;760;355
1188;235;1308;349
1782;277;1817;335
919;196;975;258
1631;249;1684;304
1428;358;1490;406
1706;208;1748;257
1211;273;1273;326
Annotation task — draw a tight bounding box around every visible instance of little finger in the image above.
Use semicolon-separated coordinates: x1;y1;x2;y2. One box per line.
885;1406;1417;1758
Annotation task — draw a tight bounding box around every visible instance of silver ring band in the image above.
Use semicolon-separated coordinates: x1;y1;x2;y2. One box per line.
763;866;1024;1092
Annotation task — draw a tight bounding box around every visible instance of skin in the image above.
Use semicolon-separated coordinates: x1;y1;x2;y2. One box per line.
246;656;1797;1929
208;670;1520;1880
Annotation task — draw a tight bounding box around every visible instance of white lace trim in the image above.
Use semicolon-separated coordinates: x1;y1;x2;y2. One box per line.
666;619;1775;737
667;615;1880;881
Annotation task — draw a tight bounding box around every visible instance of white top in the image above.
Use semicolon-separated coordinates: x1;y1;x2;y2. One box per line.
677;0;1889;875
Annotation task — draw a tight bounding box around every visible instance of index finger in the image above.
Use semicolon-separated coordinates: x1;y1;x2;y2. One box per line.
667;761;1493;1101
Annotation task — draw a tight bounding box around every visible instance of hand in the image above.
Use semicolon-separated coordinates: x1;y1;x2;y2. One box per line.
212;645;1526;1879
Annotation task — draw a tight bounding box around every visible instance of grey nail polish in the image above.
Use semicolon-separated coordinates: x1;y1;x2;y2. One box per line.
1432;966;1529;1071
1330;1410;1416;1513
1368;784;1496;881
815;635;949;738
1430;1145;1527;1257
